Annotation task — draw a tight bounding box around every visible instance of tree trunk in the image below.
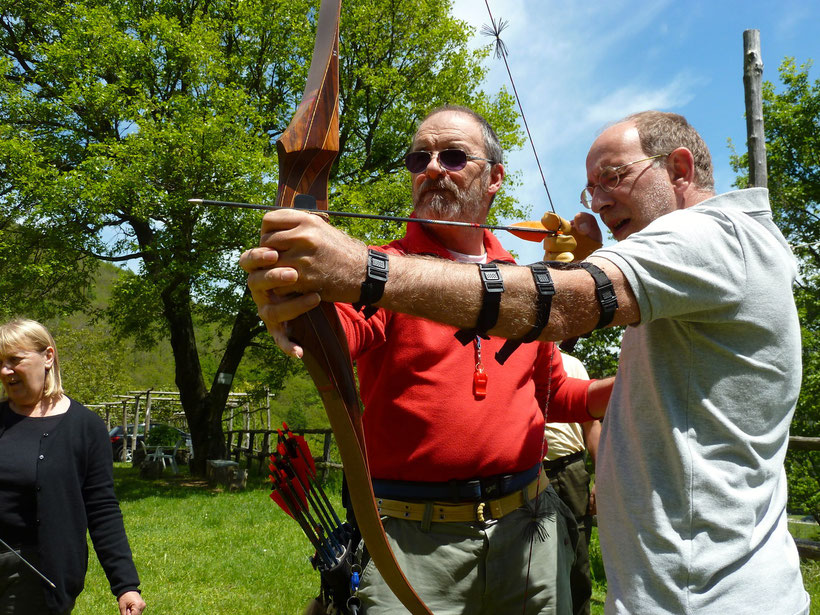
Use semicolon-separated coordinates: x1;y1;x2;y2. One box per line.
160;280;263;476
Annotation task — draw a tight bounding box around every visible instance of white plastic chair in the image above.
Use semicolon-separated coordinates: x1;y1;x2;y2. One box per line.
146;439;182;475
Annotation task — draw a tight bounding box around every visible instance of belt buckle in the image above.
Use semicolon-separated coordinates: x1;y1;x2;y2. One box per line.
482;474;503;499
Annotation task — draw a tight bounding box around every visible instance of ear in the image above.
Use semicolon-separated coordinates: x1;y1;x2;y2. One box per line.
43;346;55;370
487;162;505;196
666;148;695;194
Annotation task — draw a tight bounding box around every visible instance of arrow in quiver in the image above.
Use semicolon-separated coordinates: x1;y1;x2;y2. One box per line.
270;423;362;614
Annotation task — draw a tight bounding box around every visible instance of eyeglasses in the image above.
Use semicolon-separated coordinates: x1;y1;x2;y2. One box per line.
580;153;669;208
404;149;494;174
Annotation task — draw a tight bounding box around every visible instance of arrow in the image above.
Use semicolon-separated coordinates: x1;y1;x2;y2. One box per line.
188;198;555;242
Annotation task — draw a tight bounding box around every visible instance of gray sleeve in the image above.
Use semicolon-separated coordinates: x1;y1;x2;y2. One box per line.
594;208;747;325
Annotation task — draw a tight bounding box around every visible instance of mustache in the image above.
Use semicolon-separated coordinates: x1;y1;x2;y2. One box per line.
419;176;462;198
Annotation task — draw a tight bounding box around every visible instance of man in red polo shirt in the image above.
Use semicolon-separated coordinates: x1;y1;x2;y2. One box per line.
245;105;611;614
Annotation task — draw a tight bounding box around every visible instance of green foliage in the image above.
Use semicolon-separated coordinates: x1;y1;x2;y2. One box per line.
0;220;99;321
146;423;181;447
731;59;820;251
588;528;606;614
51;319;131;405
0;0;522;465
270;369;329;431
569;327;624;379
730;57;820;520
803;560;820;615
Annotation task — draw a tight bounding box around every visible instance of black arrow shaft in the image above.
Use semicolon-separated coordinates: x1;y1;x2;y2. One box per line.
189;198;556;237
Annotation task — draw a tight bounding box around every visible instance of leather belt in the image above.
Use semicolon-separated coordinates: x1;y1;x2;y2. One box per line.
543;450;584;475
373;461;542;501
377;469;549;523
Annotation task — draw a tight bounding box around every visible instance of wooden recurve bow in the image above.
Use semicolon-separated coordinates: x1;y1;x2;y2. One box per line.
274;2;433;613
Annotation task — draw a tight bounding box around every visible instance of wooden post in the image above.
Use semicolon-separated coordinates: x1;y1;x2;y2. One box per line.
246;431;256;470
120;400;128;462
260;431;271;474
743;29;767;188
144;389;153;435
265;387;271;431
131;395;141;453
243;403;250;450
321;431;332;481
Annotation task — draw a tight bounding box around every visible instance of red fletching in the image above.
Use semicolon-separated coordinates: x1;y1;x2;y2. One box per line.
278;424;317;478
269;463;309;519
270;489;295;518
269;423;321;519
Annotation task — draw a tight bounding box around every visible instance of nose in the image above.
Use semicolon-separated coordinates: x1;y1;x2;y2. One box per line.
590;187;613;214
422;152;445;178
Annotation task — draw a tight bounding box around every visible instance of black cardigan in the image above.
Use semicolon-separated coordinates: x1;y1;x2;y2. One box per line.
0;399;140;612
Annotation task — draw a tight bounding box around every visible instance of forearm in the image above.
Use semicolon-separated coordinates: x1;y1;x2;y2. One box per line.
243;210;638;346
585;377;613;420
372;254;634;342
582;413;603;465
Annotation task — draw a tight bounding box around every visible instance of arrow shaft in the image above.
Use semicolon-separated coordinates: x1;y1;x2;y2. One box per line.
189;198;555;238
0;537;56;589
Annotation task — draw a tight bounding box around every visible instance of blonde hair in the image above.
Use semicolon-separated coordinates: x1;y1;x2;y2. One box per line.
0;318;63;401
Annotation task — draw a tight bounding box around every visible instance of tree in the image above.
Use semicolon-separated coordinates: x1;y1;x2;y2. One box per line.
730;58;820;520
0;0;522;473
569;327;623;380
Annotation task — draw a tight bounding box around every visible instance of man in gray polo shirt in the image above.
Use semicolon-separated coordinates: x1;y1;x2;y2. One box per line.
241;110;809;614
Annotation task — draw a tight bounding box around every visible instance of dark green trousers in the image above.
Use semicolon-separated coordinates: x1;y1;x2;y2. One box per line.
545;457;593;615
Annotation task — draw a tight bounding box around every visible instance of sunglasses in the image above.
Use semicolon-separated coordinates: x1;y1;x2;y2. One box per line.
404;149;494;174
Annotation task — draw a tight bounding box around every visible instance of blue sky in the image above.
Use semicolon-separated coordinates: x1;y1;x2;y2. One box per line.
450;0;819;263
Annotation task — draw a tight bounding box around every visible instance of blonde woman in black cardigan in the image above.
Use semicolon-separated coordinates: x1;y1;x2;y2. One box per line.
0;318;145;615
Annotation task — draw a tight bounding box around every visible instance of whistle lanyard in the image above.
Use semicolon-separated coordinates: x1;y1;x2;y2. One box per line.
473;336;488;399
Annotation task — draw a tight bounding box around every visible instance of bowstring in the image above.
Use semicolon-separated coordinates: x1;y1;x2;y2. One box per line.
481;4;558;609
481;0;556;215
521;341;556;613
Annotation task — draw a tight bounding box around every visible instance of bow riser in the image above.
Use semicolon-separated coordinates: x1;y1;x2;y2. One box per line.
275;10;339;212
275;145;338;211
274;2;432;612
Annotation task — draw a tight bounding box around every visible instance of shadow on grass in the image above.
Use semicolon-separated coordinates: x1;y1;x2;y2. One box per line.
112;462;346;505
111;463;274;503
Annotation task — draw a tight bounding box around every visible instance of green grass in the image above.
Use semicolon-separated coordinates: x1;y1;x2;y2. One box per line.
791;517;820;542
75;465;818;614
75;464;325;614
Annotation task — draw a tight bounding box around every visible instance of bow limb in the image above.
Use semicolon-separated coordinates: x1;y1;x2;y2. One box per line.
275;2;433;613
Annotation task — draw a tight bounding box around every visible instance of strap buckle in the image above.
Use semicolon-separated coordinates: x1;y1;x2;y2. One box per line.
479;263;505;293
353;249;390;318
455;263;505;345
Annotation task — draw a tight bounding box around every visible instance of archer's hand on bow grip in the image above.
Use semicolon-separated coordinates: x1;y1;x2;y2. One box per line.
541;212;603;262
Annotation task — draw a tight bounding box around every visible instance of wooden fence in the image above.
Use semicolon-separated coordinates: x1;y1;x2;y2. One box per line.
227;429;820;560
225;428;342;478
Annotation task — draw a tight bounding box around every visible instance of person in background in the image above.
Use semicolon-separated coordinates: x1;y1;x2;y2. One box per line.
544;352;600;615
0;318;145;615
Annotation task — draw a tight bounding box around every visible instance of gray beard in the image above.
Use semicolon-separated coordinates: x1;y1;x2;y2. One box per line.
414;174;488;224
